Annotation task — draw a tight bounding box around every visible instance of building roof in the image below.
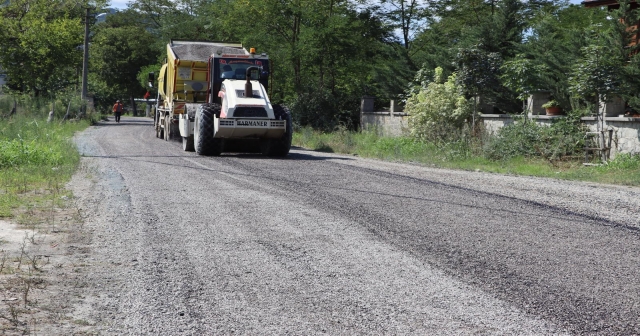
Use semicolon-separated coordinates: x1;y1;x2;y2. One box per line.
582;0;637;7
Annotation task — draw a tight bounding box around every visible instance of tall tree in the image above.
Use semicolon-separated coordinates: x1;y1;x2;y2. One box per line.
378;0;429;50
209;0;409;129
90;25;157;115
0;0;103;96
523;4;608;108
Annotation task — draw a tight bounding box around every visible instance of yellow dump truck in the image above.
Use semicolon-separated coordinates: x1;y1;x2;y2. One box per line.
153;40;291;156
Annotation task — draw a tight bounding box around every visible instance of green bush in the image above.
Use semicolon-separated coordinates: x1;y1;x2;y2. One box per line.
405;67;472;142
485;117;585;161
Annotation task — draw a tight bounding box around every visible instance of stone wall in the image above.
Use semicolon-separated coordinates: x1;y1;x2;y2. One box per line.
360;97;409;137
582;117;640;157
480;114;515;134
361;112;409;137
480;114;640;158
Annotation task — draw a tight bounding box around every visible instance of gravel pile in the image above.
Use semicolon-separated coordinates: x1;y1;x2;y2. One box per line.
171;42;245;61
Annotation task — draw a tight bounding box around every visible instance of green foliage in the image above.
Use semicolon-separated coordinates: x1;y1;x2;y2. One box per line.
0;0;91;96
137;64;161;95
541;100;560;108
500;55;549;101
485;117;585;161
290;90;342;132
455;47;505;112
1;92;88;120
0;139;64;168
293;127;640;186
569;44;624;102
405;67;472;142
90;25;158;112
378;0;429;50
455;47;503;97
604;153;640;170
473;0;526;58
411;1;610;115
522;5;607;110
0;111;88;218
602;0;640;111
0;102;88;167
293;126;441;161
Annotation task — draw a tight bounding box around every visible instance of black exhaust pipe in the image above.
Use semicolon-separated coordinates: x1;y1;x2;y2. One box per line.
245;66;260;98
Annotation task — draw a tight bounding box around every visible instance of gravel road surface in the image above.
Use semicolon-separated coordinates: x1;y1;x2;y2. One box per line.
61;116;640;335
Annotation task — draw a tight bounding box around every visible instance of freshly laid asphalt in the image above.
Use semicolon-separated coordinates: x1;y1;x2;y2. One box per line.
67;116;640;335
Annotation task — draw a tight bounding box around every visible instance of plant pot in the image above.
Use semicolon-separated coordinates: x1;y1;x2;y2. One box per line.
545;107;563;116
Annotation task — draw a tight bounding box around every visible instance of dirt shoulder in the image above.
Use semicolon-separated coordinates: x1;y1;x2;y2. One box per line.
0;160;99;335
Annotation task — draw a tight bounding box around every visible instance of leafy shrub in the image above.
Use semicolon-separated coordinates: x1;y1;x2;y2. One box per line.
405;67;472;142
485;117;585;161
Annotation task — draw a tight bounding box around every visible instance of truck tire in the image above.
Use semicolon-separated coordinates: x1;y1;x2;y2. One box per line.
195;103;221;156
263;104;292;157
156;111;164;139
164;116;171;141
182;136;194;152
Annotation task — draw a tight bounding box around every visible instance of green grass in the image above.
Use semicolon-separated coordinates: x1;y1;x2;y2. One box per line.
293;127;640;186
0;114;90;219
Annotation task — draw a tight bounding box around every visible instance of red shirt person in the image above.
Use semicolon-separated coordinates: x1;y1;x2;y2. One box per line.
112;100;124;123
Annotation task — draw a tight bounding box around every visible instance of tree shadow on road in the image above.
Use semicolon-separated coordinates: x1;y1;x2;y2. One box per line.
81;149;353;162
94;118;152;126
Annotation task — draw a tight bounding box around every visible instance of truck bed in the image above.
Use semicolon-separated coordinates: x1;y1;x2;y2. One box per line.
170;41;245;62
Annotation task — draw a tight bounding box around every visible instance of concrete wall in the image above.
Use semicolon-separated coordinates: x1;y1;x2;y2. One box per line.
362;95;640;156
527;92;551;115
582;117;640;157
480;114;516;134
361;112;409;137
480;114;640;157
360;97;410;137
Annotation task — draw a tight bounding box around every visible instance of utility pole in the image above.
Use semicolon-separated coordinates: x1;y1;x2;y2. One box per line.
80;7;90;115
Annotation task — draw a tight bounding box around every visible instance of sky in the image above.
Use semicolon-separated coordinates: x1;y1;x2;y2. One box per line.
108;0;585;10
109;0;129;8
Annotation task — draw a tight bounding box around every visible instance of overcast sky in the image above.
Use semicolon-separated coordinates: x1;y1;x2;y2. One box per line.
108;0;585;10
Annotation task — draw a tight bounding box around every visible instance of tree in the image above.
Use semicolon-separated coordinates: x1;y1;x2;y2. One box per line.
410;0;555;72
455;47;503;127
90;25;157;115
522;4;607;109
210;0;410;129
378;0;429;50
500;55;548;101
0;0;88;96
569;44;623;107
604;0;640;111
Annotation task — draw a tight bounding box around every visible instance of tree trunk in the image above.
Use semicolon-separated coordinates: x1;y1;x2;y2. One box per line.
9;97;17;116
130;96;137;117
63;101;71;121
292;0;302;92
